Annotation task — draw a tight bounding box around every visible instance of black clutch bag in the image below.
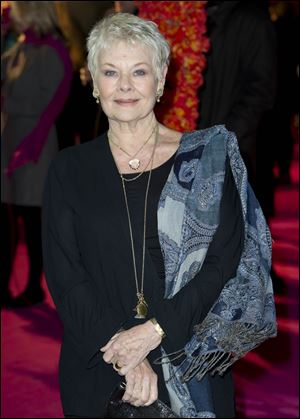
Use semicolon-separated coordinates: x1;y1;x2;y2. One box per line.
106;382;179;418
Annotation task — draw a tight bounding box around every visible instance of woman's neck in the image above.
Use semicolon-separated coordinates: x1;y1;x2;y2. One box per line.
108;114;158;150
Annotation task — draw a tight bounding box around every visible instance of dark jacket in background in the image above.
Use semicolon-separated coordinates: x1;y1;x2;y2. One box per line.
198;1;277;189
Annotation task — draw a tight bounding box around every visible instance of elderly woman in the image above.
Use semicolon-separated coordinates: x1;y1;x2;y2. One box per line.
42;13;276;419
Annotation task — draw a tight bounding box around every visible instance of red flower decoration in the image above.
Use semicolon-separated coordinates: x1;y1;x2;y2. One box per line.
136;1;210;131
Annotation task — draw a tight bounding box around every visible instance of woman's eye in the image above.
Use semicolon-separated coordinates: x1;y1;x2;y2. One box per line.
104;70;116;76
134;69;146;76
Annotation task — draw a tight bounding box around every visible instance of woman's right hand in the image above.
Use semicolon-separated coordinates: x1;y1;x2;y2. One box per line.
122;358;158;407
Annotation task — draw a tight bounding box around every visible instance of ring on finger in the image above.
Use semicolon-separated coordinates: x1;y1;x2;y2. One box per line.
113;362;122;372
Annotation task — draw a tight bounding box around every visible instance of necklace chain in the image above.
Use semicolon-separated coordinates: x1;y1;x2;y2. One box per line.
120;152;154;182
109;125;159;182
108;125;156;171
120;126;159;318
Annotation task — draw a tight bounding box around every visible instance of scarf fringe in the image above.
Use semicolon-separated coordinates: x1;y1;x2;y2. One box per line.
194;318;277;354
182;322;277;382
181;351;233;382
154;320;277;385
154;349;186;365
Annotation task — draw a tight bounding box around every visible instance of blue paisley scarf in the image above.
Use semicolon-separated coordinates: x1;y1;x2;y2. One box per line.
156;125;277;417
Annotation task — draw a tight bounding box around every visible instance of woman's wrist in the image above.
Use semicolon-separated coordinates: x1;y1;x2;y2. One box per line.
148;317;166;339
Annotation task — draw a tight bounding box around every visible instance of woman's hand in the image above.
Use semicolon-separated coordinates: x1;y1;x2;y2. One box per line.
123;358;158;407
100;321;162;375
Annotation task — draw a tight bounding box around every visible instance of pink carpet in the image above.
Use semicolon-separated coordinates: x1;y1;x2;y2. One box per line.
1;153;299;418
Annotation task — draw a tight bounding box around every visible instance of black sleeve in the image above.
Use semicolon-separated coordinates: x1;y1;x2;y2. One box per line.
149;158;244;356
225;16;277;141
42;158;126;369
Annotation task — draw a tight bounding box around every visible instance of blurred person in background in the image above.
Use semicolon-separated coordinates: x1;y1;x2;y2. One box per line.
196;1;288;293
197;0;277;212
1;1;72;308
55;1;115;148
1;2;18;53
266;0;299;187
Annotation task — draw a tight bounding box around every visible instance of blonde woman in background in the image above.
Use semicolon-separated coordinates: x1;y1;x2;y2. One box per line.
1;1;72;308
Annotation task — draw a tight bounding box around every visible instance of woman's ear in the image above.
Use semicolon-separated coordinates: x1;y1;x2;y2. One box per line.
159;65;168;90
162;65;168;80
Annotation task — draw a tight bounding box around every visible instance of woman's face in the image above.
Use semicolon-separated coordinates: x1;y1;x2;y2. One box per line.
95;41;160;124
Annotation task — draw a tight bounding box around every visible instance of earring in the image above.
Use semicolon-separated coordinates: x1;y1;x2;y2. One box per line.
93;90;100;104
156;89;163;103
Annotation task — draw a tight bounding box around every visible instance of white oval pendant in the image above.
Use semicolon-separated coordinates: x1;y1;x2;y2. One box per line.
129;159;140;170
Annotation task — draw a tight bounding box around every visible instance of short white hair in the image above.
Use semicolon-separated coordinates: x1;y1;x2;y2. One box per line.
87;13;170;82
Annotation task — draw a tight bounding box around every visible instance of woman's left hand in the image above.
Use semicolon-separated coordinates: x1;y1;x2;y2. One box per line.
100;321;162;375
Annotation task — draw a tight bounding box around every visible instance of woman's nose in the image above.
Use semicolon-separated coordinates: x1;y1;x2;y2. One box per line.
118;74;133;92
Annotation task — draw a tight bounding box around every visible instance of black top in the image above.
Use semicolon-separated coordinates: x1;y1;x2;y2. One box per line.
42;133;244;417
122;152;176;283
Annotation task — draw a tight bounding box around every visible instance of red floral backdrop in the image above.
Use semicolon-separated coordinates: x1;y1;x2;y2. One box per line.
136;1;210;131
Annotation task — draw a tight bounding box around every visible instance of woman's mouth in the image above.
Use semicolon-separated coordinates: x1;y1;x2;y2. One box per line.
114;99;139;106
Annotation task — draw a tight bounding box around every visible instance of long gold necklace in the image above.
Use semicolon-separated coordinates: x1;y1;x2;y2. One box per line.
120;127;158;318
109;125;156;171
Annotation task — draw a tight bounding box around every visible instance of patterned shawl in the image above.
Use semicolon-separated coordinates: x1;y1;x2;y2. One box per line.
156;125;277;417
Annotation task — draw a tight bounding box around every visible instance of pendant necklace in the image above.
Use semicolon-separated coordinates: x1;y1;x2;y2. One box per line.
119;125;159;318
109;124;156;170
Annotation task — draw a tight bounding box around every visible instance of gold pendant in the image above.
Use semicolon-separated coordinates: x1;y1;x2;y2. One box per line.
134;294;148;319
129;159;140;170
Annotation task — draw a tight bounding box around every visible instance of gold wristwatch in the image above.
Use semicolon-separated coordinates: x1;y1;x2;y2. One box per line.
149;317;166;339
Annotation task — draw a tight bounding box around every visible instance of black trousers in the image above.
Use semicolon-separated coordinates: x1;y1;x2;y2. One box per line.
0;203;43;295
